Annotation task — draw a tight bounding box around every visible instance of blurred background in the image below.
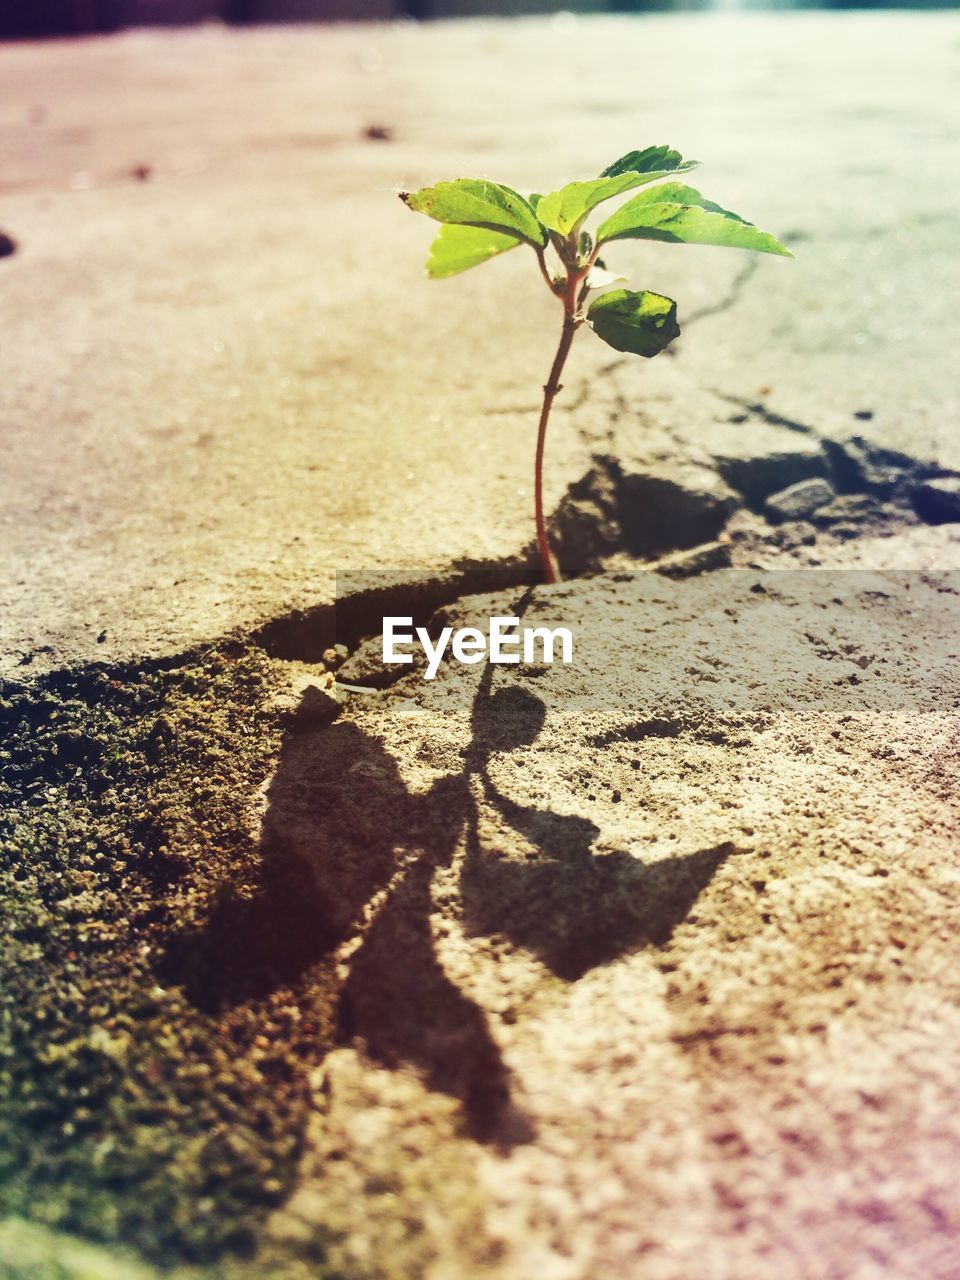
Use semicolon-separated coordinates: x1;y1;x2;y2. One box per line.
1;0;954;40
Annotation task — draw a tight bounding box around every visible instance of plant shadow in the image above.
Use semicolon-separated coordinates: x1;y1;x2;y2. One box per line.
162;664;737;1144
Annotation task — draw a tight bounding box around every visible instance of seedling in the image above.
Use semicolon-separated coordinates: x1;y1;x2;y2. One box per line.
401;146;791;582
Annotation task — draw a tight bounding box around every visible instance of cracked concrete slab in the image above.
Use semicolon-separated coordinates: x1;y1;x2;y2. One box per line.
260;566;960;1280
1;25;958;1272
4;533;958;1279
2;14;958;676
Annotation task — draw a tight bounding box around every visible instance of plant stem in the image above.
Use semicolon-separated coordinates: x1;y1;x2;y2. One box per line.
533;239;602;583
535;313;577;584
535;246;557;295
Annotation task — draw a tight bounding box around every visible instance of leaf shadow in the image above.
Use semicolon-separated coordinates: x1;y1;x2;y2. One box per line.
161;665;739;1145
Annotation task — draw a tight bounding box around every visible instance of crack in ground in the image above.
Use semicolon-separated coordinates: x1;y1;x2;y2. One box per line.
711;393;819;436
1;418;956;1271
254;430;948;669
682;256;760;329
449;250;770;471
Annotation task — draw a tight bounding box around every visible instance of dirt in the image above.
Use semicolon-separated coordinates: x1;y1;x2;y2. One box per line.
2;480;960;1278
0;646;344;1270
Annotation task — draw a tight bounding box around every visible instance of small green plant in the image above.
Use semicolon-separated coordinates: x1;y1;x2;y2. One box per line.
401;146;791;582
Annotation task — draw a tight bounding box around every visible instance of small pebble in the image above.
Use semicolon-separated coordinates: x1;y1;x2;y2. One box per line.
322;643;348;670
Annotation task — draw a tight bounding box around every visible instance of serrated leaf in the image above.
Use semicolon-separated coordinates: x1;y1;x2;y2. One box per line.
536;146;699;237
600;145;695;179
401;179;545;247
537;167;699;238
596;182;792;256
587;288;680;358
425;223;523;279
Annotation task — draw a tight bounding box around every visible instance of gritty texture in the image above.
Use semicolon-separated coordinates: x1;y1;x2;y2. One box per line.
2;12;959;1279
0;646;344;1270
3;520;960;1278
262;563;960;1280
1;14;959;674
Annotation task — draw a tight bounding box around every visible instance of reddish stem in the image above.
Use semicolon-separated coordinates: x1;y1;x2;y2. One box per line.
534;256;594;584
534;316;577;583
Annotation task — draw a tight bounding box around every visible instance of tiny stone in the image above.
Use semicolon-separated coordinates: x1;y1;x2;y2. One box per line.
709;426;827;504
764;477;836;524
322;644;348;670
650;540;730;579
810;493;877;526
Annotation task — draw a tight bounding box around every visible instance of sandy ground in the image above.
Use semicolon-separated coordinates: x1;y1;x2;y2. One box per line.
2;12;960;1280
1;14;959;673
267;564;960;1280
3;527;959;1279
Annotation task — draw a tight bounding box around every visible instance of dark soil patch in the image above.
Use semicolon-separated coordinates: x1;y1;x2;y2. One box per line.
0;645;342;1267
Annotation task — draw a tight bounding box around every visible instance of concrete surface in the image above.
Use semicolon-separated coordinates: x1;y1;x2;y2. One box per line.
3;531;959;1279
1;23;960;1272
1;13;958;675
259;567;960;1279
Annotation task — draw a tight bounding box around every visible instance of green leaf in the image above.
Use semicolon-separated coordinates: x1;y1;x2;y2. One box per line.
401;179;545;247
536;146;699;237
600;145;695;180
587;288;680;358
596;182;792;256
425;223;523;279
